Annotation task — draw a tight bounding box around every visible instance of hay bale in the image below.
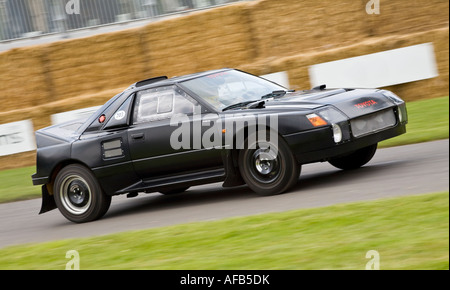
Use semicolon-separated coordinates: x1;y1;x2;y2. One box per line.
251;0;449;59
142;2;255;77
43;27;147;100
0;47;49;111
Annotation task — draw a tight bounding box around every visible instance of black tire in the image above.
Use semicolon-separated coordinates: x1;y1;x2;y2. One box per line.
238;132;300;196
328;143;378;170
53;164;111;223
159;187;190;195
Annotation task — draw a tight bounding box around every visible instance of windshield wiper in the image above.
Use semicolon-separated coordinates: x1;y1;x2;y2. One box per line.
260;90;295;100
222;90;295;111
222;100;260;112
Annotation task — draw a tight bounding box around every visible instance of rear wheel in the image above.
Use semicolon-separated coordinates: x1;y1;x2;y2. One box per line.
54;164;111;223
328;143;378;170
239;132;300;196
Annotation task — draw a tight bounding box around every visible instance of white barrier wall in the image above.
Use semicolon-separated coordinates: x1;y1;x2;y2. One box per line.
261;72;290;89
0;120;36;157
309;43;439;88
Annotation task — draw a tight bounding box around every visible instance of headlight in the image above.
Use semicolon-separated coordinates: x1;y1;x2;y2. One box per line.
398;107;404;123
306;107;348;144
332;124;343;143
381;91;407;123
398;103;408;123
317;107;347;123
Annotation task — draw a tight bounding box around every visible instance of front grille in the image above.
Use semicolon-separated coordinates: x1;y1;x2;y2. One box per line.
351;109;397;138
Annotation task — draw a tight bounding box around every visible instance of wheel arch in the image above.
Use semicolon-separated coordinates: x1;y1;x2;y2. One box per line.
236;125;300;196
45;159;91;196
223;124;285;188
39;159;91;215
230;123;283;163
51;161;112;223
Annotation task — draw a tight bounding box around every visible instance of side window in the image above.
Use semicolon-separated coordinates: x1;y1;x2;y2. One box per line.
104;96;133;129
133;86;197;124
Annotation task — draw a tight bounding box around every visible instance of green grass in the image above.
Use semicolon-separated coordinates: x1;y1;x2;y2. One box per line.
0;166;39;203
0;96;448;203
0;192;448;270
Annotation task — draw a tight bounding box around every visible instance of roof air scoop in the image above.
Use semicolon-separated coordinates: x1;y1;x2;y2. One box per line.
136;76;168;87
312;84;327;91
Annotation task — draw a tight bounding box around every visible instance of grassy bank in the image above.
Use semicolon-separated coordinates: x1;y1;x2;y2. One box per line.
0;192;448;270
0;96;448;203
0;166;38;203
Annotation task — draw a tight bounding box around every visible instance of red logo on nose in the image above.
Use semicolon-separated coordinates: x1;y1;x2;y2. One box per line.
355;100;377;109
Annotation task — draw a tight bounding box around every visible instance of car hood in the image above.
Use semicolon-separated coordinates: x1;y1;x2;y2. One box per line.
35;119;83;148
262;88;395;118
263;89;346;109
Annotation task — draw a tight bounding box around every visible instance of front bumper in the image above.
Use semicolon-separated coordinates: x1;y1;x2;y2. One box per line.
32;173;49;186
284;120;407;165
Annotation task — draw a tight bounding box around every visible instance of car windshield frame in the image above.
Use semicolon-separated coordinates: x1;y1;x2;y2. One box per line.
178;70;287;111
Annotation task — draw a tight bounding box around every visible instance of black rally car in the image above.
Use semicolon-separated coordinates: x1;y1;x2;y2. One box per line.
32;69;407;223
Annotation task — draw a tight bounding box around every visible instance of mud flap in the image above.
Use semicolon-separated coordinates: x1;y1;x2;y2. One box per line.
222;150;245;188
39;185;56;214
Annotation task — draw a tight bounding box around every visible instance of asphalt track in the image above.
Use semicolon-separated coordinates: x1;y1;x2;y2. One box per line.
0;139;448;249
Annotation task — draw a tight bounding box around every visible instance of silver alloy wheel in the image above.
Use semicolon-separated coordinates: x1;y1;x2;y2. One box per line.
254;148;276;175
249;147;280;184
59;175;92;215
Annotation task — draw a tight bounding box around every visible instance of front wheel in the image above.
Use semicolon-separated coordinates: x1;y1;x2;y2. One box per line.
239;132;300;196
53;164;111;223
328;143;378;170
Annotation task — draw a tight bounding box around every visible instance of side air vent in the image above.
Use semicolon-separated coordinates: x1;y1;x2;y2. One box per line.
102;138;124;159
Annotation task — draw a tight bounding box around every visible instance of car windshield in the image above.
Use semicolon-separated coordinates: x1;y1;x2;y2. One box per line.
180;70;287;111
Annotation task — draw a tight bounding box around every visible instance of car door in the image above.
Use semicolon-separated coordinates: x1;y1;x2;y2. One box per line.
128;85;223;181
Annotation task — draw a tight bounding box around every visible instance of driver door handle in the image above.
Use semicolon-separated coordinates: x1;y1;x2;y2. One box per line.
131;133;144;140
